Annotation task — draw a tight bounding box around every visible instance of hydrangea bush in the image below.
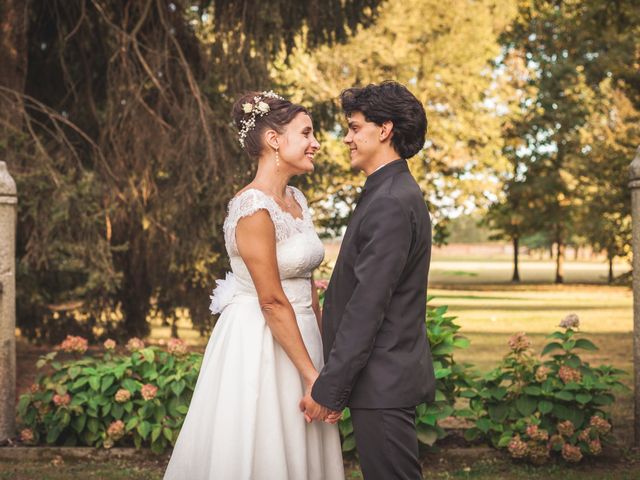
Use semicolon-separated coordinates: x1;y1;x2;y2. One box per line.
463;314;627;464
17;336;201;453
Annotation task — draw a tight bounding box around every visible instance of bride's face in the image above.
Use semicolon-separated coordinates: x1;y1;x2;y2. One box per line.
277;112;320;174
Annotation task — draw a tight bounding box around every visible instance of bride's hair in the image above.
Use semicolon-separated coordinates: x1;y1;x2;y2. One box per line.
232;92;308;158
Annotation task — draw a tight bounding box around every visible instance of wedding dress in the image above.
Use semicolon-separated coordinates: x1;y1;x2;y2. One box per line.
164;187;345;480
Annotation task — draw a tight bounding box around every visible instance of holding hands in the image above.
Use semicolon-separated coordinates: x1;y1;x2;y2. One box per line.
299;377;342;424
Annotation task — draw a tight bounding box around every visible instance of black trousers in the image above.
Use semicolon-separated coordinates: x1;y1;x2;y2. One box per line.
350;407;422;480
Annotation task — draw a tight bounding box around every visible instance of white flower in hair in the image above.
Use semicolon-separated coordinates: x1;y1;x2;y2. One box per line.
237;90;285;148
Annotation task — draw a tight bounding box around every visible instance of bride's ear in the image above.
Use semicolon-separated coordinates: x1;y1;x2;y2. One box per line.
264;129;280;151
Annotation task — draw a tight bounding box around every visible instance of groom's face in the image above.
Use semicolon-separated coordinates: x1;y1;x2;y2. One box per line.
343;112;381;172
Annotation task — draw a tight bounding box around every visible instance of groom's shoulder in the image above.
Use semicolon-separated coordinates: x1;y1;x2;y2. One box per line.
377;169;423;204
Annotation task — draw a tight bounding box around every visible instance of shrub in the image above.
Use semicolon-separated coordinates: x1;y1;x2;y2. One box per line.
17;337;201;454
463;314;627;464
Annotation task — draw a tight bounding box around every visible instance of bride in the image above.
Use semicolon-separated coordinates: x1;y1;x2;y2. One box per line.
163;91;344;480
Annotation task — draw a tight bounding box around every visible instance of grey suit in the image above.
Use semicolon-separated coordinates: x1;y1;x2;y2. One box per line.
312;159;435;479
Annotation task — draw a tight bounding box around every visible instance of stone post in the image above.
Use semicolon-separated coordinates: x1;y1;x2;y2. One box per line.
629;146;640;446
0;161;17;442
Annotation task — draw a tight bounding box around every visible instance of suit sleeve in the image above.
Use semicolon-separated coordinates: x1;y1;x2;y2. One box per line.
311;195;412;411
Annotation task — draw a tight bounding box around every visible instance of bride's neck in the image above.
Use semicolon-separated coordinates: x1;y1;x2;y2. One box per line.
252;159;291;199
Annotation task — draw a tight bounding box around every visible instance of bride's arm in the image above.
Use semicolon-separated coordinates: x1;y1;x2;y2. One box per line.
236;210;319;389
310;275;322;332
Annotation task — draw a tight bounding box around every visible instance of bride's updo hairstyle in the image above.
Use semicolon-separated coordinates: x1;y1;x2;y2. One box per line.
232;91;308;158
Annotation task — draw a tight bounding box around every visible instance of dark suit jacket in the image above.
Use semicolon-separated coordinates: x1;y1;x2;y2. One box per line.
311;159;436;411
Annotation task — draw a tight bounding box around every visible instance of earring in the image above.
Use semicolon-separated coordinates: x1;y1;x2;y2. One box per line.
275;146;280;171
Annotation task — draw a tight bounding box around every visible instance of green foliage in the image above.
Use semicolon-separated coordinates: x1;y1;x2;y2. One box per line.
338;298;475;451
463;324;628;464
17;341;201;454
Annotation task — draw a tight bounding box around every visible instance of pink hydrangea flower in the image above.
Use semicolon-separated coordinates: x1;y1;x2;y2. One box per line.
29;384;40;394
589;415;611;435
559;313;580;330
20;428;35;444
103;339;116;351
549;434;564;450
126;337;145;352
52;393;71;407
588;439;602;455
558;365;582;384
557;420;575;438
107;420;125;440
141;383;158;401
508;435;528;458
58;335;88;354
526;424;549;442
508;332;532;353
114;389;131;403
562;443;583;463
577;428;592;442
167;338;188;357
535;366;550;382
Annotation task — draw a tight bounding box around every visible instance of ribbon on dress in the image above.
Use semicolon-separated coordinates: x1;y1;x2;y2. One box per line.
209;272;237;315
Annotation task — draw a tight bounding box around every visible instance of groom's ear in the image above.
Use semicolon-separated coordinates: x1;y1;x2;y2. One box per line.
379;121;394;142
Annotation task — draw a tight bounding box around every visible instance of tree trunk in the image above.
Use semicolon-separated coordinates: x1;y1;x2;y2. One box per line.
512;235;520;282
0;0;28;131
608;252;614;284
116;227;152;338
555;239;565;284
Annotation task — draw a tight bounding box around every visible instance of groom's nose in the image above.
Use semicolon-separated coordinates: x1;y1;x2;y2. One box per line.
343;132;352;144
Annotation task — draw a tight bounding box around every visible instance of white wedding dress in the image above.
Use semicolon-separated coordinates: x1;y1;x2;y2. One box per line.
164;187;345;480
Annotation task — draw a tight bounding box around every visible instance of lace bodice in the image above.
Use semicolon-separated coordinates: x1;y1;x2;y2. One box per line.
211;187;324;313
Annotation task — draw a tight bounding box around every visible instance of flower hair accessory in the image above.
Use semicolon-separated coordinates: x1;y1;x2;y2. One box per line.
238;90;285;148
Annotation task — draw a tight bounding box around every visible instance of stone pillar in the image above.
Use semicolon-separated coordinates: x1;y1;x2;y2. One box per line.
0;161;17;442
629;146;640;446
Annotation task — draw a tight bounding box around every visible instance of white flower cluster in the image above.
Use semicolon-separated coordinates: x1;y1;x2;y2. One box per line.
238;90;284;148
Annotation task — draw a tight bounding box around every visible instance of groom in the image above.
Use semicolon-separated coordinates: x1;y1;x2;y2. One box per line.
301;81;436;479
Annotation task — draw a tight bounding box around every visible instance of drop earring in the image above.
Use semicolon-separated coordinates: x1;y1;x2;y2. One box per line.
275;146;280;171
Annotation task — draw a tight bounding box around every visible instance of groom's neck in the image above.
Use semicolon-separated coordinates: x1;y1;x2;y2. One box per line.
362;150;401;176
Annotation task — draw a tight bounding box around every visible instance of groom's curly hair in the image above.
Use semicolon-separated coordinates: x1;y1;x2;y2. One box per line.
340;81;427;159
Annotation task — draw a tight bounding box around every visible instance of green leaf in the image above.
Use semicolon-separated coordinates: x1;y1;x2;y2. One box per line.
523;386;541;396
541;342;564;356
137;420;152;439
47;427;62;444
72;377;89;390
516;396;537;416
417;425;438;446
498;433;512;448
574;339;598;351
341;434;356;452
72;414;87;433
431;343;455;356
126;417;140;431
562;339;576;350
87;418;99;434
141;348;155;363
476;418;492;433
176;405;189;415
488;404;508;423
464;429;480;441
171;380;186;396
89;376;100;391
101;376;115;393
554;391;574;401
538;400;553;414
151;425;162;443
434;367;451;379
489;387;508;400
575;393;592;405
163;427;174;442
68;366;82;379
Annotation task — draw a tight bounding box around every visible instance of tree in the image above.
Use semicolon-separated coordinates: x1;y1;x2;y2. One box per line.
2;0;381;341
275;0;517;241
